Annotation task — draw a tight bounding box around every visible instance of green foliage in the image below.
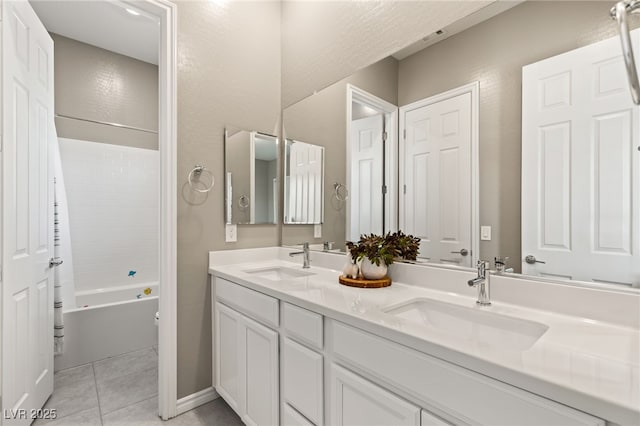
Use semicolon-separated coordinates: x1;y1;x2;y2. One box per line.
346;231;421;266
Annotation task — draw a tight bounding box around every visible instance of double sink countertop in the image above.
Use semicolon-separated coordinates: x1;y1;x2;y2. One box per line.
209;247;640;425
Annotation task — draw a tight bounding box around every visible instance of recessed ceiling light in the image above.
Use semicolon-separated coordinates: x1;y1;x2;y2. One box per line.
126;8;140;16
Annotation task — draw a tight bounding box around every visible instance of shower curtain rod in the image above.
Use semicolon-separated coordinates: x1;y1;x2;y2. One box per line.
611;0;640;105
55;114;159;135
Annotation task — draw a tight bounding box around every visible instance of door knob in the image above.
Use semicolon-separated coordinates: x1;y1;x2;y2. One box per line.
49;257;63;268
450;248;469;256
524;255;545;264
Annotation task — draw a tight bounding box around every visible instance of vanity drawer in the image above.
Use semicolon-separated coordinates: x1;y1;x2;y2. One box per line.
283;338;323;425
215;277;279;328
283;302;323;349
329;321;604;426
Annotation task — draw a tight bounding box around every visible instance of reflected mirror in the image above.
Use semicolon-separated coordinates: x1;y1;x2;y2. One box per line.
225;127;278;225
281;1;640;288
284;139;325;224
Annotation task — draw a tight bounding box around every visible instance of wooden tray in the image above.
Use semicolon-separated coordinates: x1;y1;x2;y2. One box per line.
338;275;391;288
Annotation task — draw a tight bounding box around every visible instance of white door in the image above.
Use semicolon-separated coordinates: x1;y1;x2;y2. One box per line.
2;0;55;422
522;31;640;286
330;364;420;426
400;91;473;267
349;115;384;241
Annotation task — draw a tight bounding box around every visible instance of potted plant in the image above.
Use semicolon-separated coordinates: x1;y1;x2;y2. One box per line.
346;231;420;280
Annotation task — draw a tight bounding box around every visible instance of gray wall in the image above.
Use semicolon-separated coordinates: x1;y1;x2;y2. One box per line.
176;1;281;398
52;33;158;150
281;0;491;107
282;57;398;248
398;0;637;272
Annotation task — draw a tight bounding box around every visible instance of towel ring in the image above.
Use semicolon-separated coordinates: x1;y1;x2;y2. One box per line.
238;195;250;209
188;165;215;193
333;183;349;201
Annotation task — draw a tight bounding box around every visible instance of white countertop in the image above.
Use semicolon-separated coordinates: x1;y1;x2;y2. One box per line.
209;249;640;425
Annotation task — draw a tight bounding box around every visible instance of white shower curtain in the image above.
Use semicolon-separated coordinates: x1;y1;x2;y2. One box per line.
52;127;76;355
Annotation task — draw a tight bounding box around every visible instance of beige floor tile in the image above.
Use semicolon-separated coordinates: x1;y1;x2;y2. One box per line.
97;365;157;414
43;373;99;420
53;364;94;389
93;348;157;383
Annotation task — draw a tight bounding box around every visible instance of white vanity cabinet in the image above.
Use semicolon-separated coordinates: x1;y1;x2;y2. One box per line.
212;273;609;426
214;278;280;426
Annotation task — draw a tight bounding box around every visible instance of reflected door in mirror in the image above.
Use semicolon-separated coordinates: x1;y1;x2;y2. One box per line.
350;114;384;240
400;88;473;267
522;32;640;287
285;139;324;224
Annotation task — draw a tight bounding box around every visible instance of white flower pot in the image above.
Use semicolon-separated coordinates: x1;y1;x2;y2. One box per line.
360;258;388;280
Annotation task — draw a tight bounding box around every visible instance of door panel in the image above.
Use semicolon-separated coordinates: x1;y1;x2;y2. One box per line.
522;30;640;286
401;91;472;267
350;114;384;240
243;316;279;426
215;302;241;412
2;0;55;421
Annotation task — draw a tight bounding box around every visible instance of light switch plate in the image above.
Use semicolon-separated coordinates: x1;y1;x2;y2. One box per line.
314;224;322;238
481;226;491;241
225;224;237;242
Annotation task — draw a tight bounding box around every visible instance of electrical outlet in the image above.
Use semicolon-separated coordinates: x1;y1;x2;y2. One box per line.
225;224;237;242
481;226;491;241
314;224;322;238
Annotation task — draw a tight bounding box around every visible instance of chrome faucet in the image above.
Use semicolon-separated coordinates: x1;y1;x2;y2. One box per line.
494;256;514;274
468;260;491;306
289;242;310;269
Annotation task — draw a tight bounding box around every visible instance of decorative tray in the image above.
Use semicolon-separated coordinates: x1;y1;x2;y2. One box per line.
338;275;391;288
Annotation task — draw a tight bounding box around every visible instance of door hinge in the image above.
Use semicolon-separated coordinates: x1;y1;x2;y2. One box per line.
403;129;406;140
403;184;407;194
382;132;388;142
382;185;387;194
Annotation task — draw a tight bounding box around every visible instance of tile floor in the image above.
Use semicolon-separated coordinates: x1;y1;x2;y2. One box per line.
37;347;243;426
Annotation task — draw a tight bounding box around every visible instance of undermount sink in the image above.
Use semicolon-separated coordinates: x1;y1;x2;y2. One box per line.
384;298;548;351
243;266;315;281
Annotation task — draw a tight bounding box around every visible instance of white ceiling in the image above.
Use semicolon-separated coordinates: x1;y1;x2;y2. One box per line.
31;0;159;65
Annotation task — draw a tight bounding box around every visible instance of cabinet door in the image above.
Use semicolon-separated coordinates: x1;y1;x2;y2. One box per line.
283;338;323;425
330;364;420;426
215;302;241;413
243;315;279;426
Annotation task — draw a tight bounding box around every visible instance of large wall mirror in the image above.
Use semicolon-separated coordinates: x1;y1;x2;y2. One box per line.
225;127;278;225
281;1;640;289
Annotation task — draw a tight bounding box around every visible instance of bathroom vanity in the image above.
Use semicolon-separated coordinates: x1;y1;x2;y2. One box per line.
209;247;639;426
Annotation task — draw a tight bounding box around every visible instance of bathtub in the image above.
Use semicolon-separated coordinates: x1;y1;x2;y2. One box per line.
54;282;159;371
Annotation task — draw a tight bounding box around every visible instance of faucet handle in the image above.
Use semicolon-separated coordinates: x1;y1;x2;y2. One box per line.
299;242;309;249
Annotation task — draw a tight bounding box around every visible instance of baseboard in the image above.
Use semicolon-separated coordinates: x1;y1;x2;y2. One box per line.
176;386;220;415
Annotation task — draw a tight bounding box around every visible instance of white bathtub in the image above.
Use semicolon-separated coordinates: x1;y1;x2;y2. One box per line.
54;282;159;371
